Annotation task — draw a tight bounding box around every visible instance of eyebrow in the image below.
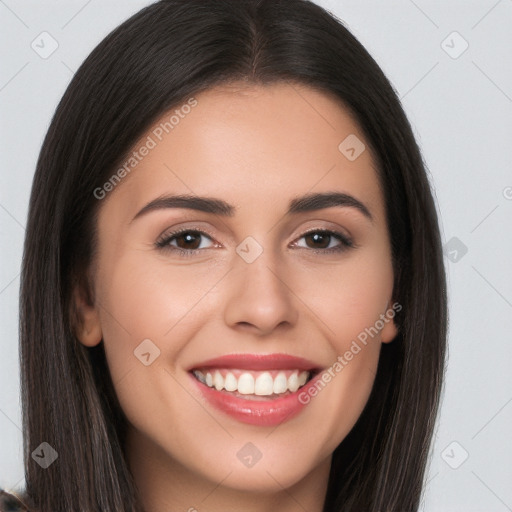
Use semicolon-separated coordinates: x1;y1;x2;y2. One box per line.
130;191;373;223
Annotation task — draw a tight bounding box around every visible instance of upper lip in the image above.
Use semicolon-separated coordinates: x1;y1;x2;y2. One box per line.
188;353;324;373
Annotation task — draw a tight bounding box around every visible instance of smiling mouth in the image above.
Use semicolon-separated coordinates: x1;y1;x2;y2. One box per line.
187;354;324;425
191;368;316;401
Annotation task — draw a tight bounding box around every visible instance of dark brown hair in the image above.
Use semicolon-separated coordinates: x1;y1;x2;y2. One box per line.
15;0;447;510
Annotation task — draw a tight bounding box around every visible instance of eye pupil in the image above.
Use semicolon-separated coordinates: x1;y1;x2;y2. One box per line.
306;232;330;249
176;231;201;249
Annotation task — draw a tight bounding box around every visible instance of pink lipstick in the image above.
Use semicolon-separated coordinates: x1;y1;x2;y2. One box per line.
188;353;324;426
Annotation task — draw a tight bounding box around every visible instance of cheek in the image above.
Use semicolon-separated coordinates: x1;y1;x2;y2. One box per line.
97;245;215;335
94;247;227;383
94;251;225;448
294;246;394;353
277;248;393;451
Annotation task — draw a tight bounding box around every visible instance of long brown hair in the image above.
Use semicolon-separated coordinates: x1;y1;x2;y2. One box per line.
17;0;447;510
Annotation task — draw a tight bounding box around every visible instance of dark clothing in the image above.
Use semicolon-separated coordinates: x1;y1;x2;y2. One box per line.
0;489;30;512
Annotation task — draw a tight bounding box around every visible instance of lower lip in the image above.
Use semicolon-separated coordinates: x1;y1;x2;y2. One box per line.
189;372;321;426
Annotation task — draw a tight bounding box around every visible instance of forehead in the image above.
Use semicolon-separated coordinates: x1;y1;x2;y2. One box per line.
100;81;385;227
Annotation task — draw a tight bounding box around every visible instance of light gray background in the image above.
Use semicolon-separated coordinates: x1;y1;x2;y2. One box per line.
1;1;511;510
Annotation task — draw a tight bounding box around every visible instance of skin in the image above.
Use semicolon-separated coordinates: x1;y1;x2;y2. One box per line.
74;81;397;512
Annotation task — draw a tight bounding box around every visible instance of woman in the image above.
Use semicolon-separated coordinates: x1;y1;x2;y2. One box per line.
1;0;447;510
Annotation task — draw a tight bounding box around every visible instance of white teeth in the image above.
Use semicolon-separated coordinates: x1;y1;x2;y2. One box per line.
273;372;288;394
213;370;224;391
238;373;255;394
224;372;238;392
254;372;274;395
288;373;299;392
193;369;311;396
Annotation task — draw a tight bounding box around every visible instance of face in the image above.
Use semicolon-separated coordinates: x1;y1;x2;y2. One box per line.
75;82;397;504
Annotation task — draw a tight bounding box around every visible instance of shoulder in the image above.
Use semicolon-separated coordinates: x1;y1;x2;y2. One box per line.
0;489;31;512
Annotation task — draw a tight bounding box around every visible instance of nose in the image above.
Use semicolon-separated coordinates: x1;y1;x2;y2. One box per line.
223;248;299;337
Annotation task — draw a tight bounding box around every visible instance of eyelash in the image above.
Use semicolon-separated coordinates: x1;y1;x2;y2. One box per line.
155;227;355;257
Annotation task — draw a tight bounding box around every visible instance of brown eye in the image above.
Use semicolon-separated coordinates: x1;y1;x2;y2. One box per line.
156;229;215;254
172;231;203;250
304;232;332;249
294;230;354;253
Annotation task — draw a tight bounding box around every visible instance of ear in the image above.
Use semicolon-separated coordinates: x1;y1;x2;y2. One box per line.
380;299;400;344
71;277;102;347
